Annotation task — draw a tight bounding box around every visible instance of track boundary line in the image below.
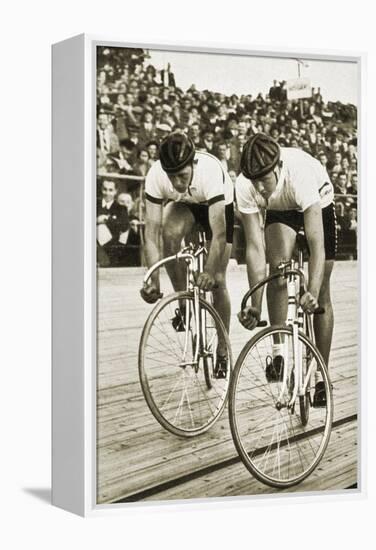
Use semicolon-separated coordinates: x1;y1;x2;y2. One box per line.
112;413;357;503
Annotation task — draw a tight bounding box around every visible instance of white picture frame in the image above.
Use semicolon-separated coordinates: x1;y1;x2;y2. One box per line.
52;34;365;517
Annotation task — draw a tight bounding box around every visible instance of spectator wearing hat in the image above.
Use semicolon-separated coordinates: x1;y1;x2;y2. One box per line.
138;111;156;145
160;104;176;129
155;123;173;142
127;123;143;149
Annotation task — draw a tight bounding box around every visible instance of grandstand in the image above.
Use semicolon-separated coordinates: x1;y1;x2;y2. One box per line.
96;46;358;266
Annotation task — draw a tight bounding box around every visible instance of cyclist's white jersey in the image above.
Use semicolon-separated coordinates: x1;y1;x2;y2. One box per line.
236;147;334;215
145;151;234;206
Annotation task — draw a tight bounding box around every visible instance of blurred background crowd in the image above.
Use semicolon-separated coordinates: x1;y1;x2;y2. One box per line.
96;46;358;267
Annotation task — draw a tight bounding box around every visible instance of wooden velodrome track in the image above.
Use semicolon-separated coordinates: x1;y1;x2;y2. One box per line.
96;261;358;504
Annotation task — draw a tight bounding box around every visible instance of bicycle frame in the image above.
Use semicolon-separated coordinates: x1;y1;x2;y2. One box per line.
275;248;316;410
142;232;209;368
241;245;317;411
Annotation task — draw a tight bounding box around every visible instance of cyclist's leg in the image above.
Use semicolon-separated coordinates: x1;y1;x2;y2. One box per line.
265;222;297;325
162;202;195;291
307;202;336;368
313;259;334;366
210;203;234;357
210;243;232;356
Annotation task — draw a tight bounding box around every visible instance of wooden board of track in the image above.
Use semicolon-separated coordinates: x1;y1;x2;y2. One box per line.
96;261;359;504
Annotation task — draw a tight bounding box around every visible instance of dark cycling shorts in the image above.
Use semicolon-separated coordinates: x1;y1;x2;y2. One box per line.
265;202;337;260
185;202;234;244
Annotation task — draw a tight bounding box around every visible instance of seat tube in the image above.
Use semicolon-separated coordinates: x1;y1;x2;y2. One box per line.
286;262;297;325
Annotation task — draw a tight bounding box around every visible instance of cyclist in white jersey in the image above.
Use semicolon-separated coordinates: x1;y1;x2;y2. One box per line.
140;132;234;378
236;133;336;406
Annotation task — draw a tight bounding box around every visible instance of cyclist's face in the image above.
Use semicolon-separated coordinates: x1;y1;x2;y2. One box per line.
253;169;278;200
168;165;193;193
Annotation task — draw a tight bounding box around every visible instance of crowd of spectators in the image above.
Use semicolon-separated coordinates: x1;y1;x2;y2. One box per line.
96;46;358;266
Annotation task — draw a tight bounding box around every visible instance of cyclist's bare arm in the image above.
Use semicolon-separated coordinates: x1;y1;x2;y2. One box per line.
303;201;325;309
205;200;227;279
144;199;163;288
241;211;266;312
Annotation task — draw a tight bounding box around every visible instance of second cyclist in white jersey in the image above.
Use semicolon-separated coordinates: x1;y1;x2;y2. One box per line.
140;132;234;378
236;133;336;406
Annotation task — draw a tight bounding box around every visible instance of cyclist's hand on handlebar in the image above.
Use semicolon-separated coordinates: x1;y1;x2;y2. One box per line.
140;282;163;304
196;271;216;291
300;291;319;313
238;306;260;330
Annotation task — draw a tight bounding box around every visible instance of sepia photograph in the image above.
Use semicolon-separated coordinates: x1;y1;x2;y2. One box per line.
95;44;359;504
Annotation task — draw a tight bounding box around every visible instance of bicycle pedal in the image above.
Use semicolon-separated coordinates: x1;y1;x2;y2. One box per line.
312;381;327;408
171;308;187;332
265;355;284;382
214;355;228;379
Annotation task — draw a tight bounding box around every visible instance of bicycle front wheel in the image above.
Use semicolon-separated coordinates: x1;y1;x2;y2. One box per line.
139;291;232;437
229;326;333;488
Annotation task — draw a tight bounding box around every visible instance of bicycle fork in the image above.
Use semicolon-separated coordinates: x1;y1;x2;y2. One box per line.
180;254;202;368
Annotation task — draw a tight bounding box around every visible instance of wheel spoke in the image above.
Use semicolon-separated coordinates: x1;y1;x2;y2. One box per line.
140;293;231;436
230;327;332;486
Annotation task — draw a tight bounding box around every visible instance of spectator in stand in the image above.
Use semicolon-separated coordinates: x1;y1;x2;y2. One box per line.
348;158;358;180
330;152;343;175
146;140;159;164
155;123;173;142
110;138;137;174
318;151;329;169
228;169;237;187
134;149;151;177
199;128;215;153
116;192;142;266
237;120;249;139
117;192;135;214
97;180;129;267
97;111;120;155
96;46;358;263
348;173;358;195
127;124;143;149
215;141;237;172
335;172;349;195
189;122;202;146
139;110;156;144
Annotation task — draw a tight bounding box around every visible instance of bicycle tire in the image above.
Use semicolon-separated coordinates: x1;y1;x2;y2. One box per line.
299;343;312;426
229;325;333;488
139;291;232;437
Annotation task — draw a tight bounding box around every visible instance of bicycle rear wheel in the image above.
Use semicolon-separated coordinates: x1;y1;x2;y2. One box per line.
139;291;232;437
229;326;333;488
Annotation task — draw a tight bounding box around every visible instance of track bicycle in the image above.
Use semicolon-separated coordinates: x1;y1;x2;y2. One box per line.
229;233;333;488
139;231;232;437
